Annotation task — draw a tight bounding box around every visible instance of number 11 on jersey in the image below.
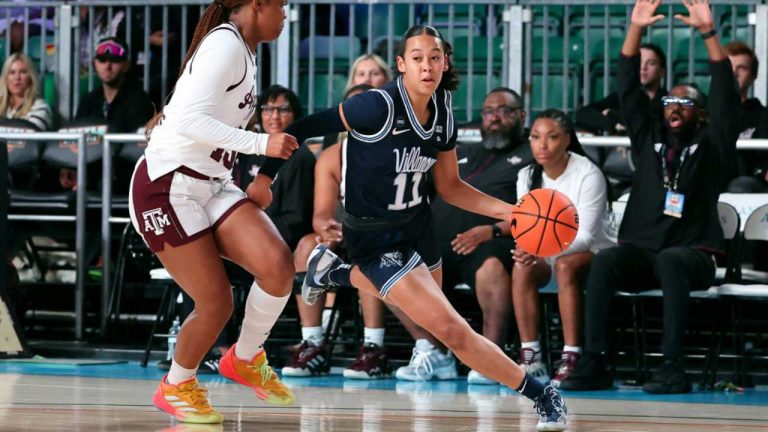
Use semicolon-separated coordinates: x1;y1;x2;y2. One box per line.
388;172;423;210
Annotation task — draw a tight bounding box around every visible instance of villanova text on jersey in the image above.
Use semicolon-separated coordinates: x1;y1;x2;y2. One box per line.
388;147;437;210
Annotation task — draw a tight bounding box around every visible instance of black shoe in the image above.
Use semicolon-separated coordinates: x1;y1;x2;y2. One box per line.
197;350;223;374
642;359;692;394
534;385;568;431
558;353;613;391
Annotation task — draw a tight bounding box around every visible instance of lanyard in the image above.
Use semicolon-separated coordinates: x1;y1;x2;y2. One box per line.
659;144;690;191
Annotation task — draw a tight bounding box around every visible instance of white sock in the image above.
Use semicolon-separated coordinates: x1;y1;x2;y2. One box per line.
521;340;541;352
521;340;541;363
302;326;324;346
563;345;582;354
235;281;290;361
363;327;385;347
167;359;197;385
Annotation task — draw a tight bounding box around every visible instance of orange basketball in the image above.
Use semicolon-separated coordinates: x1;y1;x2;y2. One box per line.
510;188;579;257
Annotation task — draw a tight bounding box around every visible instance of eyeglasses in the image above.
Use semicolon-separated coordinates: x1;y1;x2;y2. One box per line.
95;40;127;61
481;106;520;118
261;104;293;115
661;96;696;107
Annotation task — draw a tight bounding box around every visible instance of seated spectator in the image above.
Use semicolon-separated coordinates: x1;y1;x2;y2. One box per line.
561;0;739;395
724;41;768;193
0;53;52;131
344;54;391;93
76;37;154;133
508;109;611;388
575;43;667;198
322;54;392;147
575;43;666;136
431;88;532;385
64;37;153;191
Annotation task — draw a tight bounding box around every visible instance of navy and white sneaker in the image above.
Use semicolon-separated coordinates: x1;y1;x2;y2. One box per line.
303;245;345;305
534;385;568;431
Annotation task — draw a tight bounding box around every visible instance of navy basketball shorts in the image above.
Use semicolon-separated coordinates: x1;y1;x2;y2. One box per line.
356;225;442;298
128;157;248;252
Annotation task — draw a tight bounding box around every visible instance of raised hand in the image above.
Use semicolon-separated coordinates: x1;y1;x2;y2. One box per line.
265;132;299;159
674;0;714;32
630;0;665;28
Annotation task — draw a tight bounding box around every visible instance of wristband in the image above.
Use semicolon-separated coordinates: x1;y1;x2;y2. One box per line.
492;224;502;238
700;28;717;40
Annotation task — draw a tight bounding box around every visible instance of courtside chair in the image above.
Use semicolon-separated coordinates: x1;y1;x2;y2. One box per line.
715;203;768;386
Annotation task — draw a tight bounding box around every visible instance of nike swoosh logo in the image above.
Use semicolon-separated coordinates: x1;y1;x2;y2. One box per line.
392;128;411;136
457;157;468;164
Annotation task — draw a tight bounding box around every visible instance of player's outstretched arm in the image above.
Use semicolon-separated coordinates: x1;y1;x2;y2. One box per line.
432;149;515;221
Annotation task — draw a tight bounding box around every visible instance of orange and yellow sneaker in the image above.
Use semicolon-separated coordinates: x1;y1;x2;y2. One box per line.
219;345;296;405
153;375;223;424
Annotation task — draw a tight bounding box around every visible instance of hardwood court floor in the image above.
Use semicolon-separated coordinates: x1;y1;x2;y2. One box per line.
0;363;767;431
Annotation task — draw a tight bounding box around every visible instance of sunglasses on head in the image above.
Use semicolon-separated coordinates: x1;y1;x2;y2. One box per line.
95;41;126;60
661;96;696;107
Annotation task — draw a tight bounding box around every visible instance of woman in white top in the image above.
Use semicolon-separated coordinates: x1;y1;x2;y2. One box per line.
510;109;612;388
0;53;52;131
130;0;298;424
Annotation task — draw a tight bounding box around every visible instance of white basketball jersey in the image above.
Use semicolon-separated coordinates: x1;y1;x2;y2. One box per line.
144;22;267;181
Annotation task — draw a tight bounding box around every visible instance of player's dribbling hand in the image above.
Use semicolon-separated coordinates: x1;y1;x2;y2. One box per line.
451;226;492;255
266;133;299;159
630;0;665;29
246;174;273;209
512;247;537;267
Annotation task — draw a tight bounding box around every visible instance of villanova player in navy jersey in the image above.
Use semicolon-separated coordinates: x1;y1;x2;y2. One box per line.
254;25;567;430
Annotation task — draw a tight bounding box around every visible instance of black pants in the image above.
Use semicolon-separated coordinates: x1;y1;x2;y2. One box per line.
584;244;715;359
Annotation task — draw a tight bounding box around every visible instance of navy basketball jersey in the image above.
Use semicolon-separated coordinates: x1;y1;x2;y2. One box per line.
339;76;456;260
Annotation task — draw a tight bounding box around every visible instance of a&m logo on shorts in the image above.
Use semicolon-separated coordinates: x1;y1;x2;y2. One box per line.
142;208;171;236
380;251;403;269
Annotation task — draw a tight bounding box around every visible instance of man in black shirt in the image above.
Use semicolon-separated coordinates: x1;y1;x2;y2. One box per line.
724;41;768;193
431;88;533;384
561;0;739;395
76;37;154;133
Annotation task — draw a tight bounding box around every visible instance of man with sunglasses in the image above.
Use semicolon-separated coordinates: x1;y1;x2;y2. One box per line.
431;88;533;385
76;37;153;133
561;0;739;395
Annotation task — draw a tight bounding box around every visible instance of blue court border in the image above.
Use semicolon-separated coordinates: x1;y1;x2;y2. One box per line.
1;360;767;407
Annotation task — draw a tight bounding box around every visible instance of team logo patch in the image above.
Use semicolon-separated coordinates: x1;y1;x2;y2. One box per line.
436;125;443;134
380;251;404;268
142;208;171;236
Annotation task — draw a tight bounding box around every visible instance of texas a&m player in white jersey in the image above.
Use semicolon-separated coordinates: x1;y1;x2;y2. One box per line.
128;0;298;424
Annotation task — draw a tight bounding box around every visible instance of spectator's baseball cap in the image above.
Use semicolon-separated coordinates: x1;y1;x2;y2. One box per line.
95;37;129;62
